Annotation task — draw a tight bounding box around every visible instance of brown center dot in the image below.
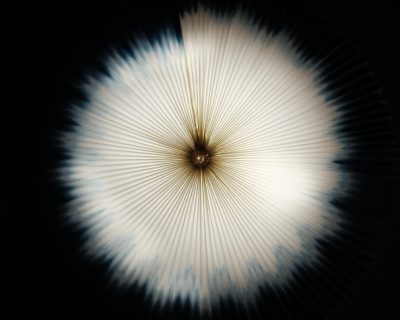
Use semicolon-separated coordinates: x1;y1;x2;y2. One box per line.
191;149;211;168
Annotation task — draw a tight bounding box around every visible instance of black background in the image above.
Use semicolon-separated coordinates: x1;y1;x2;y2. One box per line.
6;0;400;319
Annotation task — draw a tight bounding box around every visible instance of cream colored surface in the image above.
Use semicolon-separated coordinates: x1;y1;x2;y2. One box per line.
63;7;342;309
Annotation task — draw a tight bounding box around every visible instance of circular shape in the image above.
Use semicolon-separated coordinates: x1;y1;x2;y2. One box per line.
64;8;341;306
59;2;396;319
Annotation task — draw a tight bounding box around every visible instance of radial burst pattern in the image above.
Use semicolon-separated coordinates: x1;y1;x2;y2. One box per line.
60;4;395;317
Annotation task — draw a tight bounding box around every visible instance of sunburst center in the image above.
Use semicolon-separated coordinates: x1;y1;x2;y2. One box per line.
191;148;211;168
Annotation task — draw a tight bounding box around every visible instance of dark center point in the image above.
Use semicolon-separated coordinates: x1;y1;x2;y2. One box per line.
191;149;211;168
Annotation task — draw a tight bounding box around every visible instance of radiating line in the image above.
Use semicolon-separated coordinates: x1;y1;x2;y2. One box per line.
61;6;356;311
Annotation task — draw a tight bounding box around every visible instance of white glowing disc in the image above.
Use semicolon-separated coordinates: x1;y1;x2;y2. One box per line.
62;7;343;309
